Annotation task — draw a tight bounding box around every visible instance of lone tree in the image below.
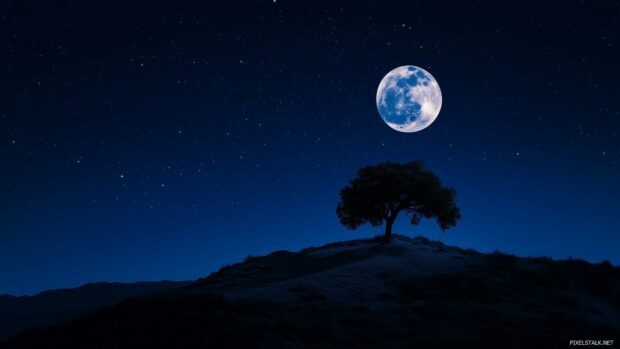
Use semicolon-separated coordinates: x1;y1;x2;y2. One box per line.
336;161;460;242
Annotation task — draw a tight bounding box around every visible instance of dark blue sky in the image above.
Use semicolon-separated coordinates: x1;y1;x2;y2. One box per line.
1;1;619;295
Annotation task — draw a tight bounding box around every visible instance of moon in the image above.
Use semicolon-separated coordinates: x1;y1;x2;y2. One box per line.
376;65;442;133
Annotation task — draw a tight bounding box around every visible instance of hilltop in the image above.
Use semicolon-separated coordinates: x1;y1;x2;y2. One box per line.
3;235;619;348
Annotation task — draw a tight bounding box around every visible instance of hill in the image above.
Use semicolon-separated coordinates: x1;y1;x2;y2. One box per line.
2;235;619;348
0;281;190;342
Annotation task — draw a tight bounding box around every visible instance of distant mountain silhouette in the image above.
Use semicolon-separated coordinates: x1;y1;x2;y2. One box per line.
0;281;190;342
2;235;619;348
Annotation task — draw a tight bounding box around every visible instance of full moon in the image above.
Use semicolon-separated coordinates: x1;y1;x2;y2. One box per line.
376;65;442;133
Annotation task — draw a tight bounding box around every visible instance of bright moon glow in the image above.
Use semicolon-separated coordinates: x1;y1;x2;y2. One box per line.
376;65;442;133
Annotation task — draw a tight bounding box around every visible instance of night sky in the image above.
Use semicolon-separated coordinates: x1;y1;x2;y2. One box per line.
2;1;619;295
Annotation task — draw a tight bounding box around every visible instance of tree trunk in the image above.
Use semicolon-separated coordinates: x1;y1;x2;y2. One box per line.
384;215;395;243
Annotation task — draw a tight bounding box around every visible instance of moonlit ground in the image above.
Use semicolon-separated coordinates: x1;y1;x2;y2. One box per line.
376;65;442;133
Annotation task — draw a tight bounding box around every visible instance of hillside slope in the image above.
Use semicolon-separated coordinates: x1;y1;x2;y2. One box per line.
3;235;619;348
0;281;190;342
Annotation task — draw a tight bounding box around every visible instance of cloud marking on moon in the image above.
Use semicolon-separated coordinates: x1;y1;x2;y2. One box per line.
376;66;442;133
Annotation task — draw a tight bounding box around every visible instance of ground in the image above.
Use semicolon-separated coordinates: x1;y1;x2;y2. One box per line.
3;235;619;348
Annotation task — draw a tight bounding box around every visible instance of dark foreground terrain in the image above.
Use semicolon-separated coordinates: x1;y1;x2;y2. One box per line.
2;235;619;348
0;281;190;342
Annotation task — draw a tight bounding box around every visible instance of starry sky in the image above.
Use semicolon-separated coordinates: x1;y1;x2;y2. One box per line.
1;1;619;295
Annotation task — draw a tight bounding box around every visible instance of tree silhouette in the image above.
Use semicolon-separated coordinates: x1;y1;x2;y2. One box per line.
336;161;460;242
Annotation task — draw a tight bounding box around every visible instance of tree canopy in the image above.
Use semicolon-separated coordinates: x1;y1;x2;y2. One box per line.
336;161;460;242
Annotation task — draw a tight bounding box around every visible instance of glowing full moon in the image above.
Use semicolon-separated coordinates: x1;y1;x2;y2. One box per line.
376;65;442;133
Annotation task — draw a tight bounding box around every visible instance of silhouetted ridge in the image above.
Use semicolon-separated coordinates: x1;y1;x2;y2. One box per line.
0;281;190;342
3;235;619;348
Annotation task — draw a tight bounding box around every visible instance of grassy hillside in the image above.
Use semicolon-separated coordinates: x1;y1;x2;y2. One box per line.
3;235;619;348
